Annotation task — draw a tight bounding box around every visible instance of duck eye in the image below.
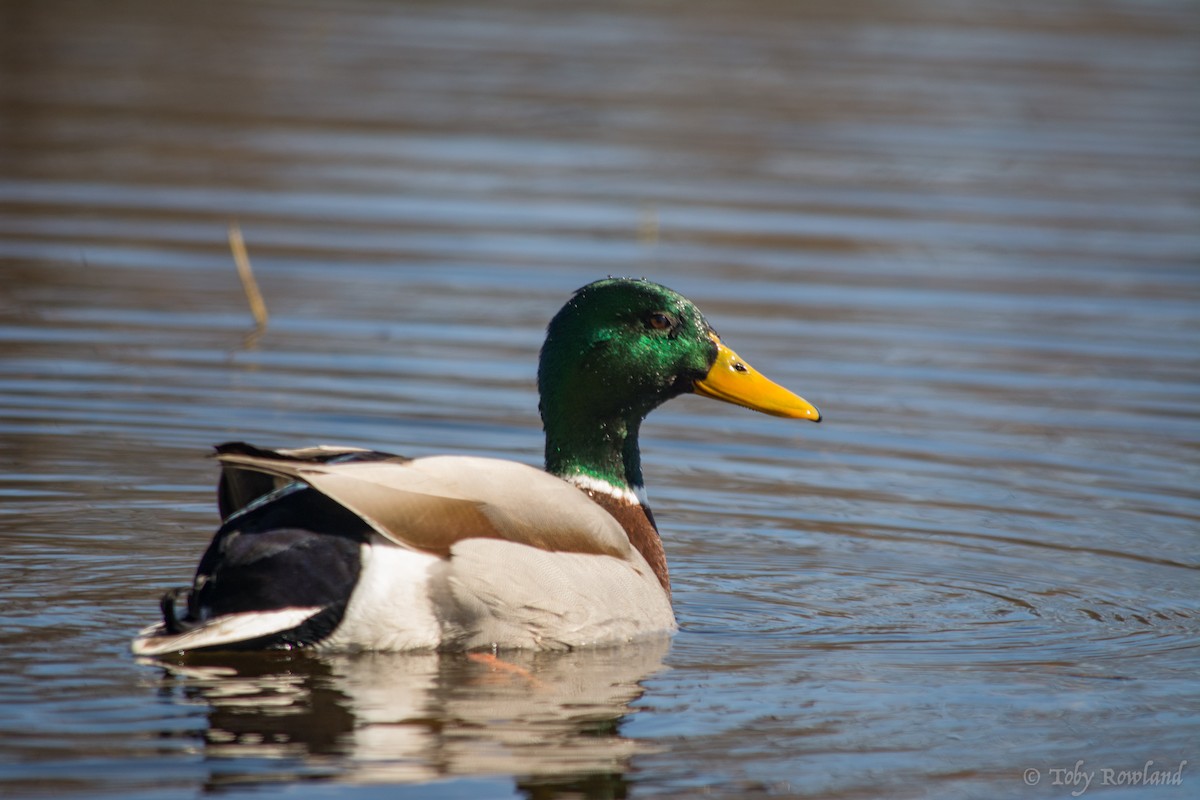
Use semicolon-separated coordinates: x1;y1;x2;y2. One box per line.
647;312;675;331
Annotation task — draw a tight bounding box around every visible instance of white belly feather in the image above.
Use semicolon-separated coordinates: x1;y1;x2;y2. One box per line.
324;533;676;651
321;535;443;651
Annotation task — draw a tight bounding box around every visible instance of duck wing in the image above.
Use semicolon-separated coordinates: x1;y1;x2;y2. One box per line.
214;443;633;560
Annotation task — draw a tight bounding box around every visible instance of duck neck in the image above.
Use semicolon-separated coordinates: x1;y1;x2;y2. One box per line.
543;412;645;501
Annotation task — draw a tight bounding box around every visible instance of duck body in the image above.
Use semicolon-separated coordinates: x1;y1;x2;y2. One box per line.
133;445;672;655
133;278;818;655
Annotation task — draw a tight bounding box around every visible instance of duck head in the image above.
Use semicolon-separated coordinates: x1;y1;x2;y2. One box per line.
538;278;819;494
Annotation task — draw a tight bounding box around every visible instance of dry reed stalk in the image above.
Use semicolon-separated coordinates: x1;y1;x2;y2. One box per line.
228;224;269;334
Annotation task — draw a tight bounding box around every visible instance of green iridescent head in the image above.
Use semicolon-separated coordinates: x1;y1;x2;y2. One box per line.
537;278;819;491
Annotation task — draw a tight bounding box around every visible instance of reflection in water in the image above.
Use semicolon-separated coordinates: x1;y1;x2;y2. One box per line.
143;637;669;791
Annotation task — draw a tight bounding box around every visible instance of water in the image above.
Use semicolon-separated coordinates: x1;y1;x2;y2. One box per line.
1;0;1197;798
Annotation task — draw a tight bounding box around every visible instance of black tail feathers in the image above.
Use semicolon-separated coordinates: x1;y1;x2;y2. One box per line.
160;588;193;634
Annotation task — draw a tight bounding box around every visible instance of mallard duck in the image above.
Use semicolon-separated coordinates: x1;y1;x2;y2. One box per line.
132;278;820;655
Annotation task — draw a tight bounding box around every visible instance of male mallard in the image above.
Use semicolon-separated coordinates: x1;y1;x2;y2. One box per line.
132;278;820;655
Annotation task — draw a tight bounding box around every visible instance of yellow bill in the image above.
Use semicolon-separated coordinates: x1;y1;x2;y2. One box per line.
693;334;821;421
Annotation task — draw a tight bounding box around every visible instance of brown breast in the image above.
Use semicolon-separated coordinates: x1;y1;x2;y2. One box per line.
579;490;670;595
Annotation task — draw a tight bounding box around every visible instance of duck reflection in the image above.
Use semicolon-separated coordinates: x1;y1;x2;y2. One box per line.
144;636;669;791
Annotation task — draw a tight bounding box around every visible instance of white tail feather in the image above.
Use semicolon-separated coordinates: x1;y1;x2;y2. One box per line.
130;606;323;656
